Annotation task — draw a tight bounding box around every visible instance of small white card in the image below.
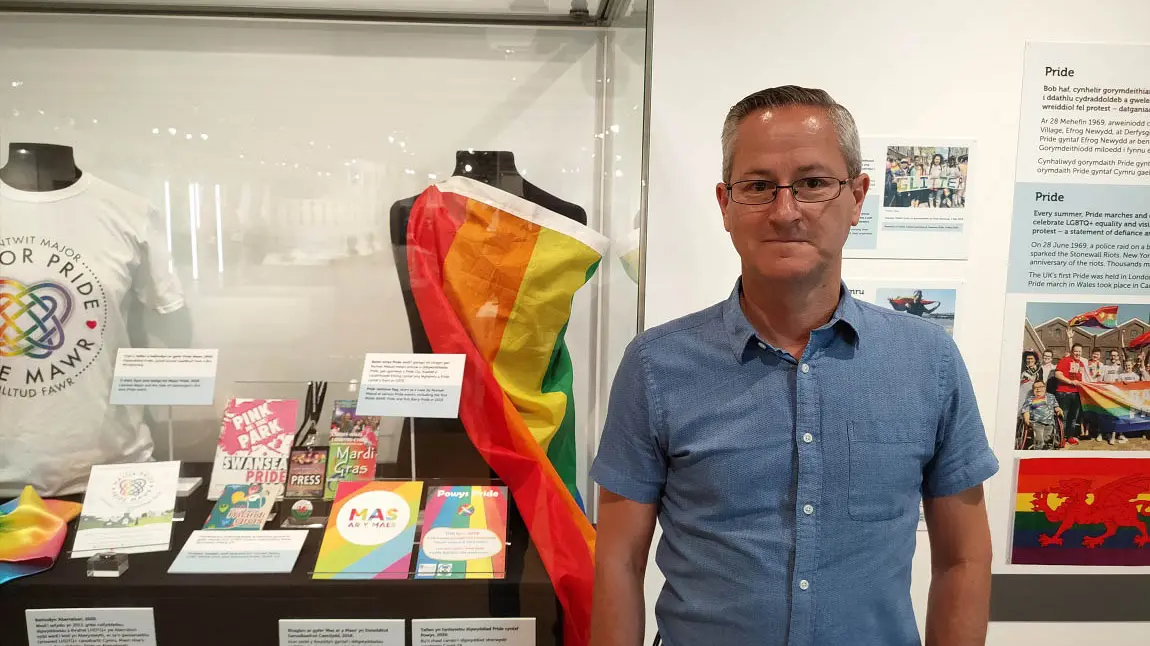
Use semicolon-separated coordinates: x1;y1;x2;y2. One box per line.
110;348;219;406
71;461;181;558
412;618;535;646
168;530;307;574
279;619;405;646
27;608;156;646
355;353;465;418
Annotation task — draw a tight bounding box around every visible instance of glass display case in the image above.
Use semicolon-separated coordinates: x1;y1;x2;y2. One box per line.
0;2;650;644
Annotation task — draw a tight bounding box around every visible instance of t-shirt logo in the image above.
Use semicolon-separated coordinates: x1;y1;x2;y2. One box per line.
0;236;106;399
0;278;74;358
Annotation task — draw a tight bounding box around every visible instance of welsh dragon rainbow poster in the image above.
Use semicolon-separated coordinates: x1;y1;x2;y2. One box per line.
1012;457;1150;565
312;480;424;579
414;485;508;579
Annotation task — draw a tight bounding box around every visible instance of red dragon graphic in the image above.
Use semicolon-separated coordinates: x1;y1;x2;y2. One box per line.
1031;475;1150;548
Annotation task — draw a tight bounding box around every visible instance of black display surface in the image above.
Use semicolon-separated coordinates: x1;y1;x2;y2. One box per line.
0;463;563;646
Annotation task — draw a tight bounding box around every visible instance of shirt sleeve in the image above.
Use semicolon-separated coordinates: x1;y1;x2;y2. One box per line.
590;339;667;505
133;205;185;313
923;334;1000;498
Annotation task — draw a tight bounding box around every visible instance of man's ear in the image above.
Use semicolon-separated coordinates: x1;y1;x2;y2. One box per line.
716;182;733;232
850;173;871;227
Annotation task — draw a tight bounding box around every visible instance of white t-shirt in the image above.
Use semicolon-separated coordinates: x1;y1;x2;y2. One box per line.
0;173;184;496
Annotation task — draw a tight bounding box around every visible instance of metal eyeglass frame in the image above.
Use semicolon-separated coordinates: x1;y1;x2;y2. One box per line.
724;176;856;205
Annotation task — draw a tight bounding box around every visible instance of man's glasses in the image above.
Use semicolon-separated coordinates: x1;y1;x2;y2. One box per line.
726;177;853;205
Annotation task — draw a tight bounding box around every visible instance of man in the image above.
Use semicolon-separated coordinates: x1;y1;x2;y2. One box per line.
1020;380;1062;450
1102;349;1123;383
1088;348;1104;383
1054;344;1090;443
590;86;999;646
1040;349;1057;392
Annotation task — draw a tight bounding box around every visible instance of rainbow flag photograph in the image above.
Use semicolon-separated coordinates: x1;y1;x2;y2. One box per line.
1012;457;1150;566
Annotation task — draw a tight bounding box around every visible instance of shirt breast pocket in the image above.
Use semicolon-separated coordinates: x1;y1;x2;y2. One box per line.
847;418;932;522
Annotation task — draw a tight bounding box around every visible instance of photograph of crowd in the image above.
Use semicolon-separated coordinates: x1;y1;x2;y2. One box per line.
1017;302;1150;451
875;287;957;336
883;146;968;208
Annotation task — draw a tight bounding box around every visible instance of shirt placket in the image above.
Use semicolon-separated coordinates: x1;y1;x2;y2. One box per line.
787;336;825;646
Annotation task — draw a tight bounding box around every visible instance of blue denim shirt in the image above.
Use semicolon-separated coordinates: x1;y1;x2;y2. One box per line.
591;280;999;646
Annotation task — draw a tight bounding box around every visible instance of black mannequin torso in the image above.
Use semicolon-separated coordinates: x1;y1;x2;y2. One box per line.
0;143;83;192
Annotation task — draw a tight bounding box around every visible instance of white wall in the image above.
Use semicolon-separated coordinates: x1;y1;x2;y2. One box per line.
642;0;1150;643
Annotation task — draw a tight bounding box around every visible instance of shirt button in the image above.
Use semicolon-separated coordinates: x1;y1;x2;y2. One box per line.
802;432;814;443
799;579;810;591
803;504;815;515
801;363;810;373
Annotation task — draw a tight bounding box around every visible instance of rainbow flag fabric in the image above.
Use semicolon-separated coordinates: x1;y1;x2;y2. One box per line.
414;485;508;580
0;486;81;585
1012;457;1150;566
1067;305;1118;329
1079;382;1150;435
408;176;606;646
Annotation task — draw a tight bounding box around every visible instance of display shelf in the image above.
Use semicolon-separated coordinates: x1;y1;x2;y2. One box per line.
0;464;561;646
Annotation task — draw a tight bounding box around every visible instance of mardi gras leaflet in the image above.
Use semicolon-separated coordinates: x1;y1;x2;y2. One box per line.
323;400;379;501
208;398;298;501
414;485;508;579
312;480;424;579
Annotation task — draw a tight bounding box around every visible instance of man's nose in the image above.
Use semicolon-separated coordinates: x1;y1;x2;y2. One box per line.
766;186;803;222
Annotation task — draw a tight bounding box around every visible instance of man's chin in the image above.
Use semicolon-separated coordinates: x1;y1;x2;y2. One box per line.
750;255;823;281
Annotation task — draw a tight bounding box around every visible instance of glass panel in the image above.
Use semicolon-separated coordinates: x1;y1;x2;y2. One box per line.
0;14;639;504
2;0;606;16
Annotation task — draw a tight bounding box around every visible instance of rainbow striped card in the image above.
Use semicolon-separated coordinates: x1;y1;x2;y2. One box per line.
414;485;508;579
311;480;424;579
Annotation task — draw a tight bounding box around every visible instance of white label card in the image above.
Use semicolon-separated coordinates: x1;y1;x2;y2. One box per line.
355;353;465;418
110;348;219;406
412;618;535;646
279;619;404;646
27;608;157;646
168;530;307;574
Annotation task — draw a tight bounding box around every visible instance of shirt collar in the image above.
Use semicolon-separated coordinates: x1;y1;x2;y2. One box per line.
721;277;862;362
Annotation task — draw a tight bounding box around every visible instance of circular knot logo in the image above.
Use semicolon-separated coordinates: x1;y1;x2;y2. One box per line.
0;278;74;358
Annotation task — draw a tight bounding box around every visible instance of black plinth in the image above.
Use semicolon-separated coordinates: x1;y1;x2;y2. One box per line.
0;463;563;646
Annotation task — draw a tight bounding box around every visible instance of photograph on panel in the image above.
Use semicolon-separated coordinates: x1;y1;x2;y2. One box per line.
874;287;957;336
1017;302;1150;451
1011;456;1150;566
882;146;968;209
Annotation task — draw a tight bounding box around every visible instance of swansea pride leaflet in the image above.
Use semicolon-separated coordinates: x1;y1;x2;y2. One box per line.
208;398;298;500
414;485;508;580
312;480;424;579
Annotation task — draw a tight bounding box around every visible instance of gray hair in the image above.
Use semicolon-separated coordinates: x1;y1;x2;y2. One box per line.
720;85;861;182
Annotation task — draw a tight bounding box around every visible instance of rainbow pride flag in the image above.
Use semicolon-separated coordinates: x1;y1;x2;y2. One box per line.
1079;382;1150;435
1012;457;1150;566
1067;305;1118;329
1;486;81;584
408;176;605;646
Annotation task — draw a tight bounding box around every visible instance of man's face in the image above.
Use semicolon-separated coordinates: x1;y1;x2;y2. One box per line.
1111;350;1121;363
716;105;869;283
1033;382;1046;397
1043;351;1053;364
1072;346;1083;359
1126;360;1135;372
1092;350;1102;362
